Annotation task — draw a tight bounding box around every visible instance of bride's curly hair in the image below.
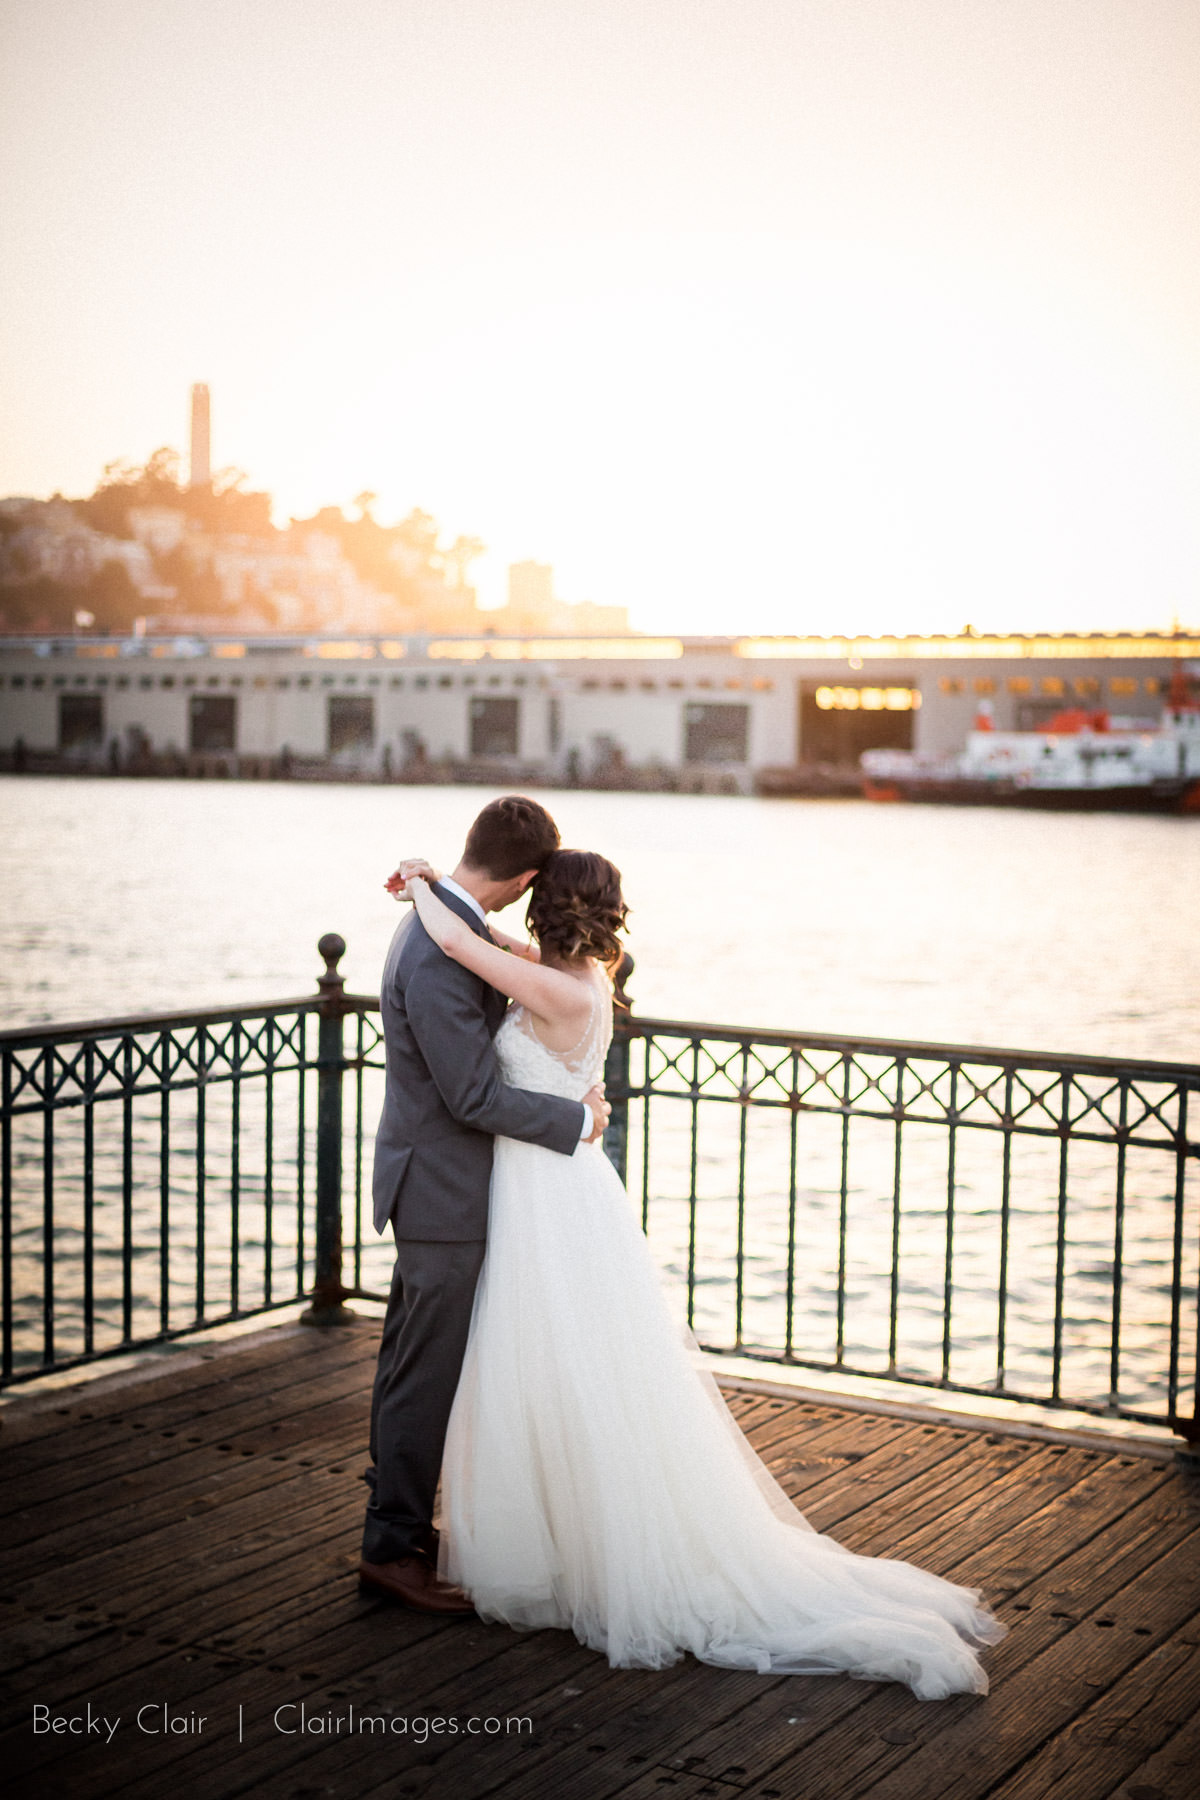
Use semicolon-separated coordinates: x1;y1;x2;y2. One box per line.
525;849;629;975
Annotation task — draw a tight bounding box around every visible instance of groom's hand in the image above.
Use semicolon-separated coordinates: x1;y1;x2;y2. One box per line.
582;1085;610;1143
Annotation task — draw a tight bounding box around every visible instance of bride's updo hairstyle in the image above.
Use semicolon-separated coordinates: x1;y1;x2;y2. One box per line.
526;849;629;974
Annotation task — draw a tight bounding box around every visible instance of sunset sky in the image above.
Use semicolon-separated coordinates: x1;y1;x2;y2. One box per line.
1;0;1198;635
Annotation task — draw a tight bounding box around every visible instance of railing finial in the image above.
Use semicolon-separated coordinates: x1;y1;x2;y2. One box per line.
317;933;346;999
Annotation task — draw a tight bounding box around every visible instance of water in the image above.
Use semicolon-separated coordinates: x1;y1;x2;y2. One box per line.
3;778;1197;1058
2;778;1197;1418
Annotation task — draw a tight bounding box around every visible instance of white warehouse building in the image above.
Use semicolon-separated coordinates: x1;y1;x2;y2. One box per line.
0;630;1194;791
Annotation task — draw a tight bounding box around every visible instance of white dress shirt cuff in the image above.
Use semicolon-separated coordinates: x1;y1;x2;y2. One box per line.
578;1104;592;1141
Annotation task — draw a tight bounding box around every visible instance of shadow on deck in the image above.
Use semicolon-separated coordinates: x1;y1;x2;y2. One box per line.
1;1319;1197;1800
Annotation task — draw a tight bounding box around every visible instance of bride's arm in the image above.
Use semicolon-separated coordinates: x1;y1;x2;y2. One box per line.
407;878;588;1027
489;924;541;960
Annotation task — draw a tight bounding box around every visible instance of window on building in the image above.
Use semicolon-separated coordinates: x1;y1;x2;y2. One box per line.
1145;677;1161;695
1040;677;1065;696
139;676;153;689
1007;677;1032;694
548;696;562;752
973;678;995;695
53;676;66;688
1109;677;1138;696
438;676;453;688
939;678;965;694
58;693;103;750
685;702;750;764
1073;677;1100;698
328;695;375;753
798;683;917;764
160;676;175;688
189;694;237;752
470;696;519;757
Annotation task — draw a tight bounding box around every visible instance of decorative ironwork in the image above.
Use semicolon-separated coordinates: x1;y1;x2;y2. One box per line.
605;1016;1200;1442
3;944;1198;1449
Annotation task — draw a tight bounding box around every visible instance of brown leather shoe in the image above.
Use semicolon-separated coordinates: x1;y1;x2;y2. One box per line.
358;1554;475;1616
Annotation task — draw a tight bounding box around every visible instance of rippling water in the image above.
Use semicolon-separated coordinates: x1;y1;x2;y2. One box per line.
2;778;1197;1419
3;777;1198;1056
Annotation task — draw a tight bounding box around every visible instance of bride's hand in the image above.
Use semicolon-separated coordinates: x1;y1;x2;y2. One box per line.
384;857;441;901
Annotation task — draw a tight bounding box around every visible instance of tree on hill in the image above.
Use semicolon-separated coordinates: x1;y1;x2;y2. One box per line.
73;449;272;539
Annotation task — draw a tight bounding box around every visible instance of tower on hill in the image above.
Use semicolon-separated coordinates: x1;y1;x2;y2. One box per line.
189;383;211;488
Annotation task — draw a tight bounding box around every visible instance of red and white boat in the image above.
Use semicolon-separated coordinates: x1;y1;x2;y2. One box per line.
861;670;1200;813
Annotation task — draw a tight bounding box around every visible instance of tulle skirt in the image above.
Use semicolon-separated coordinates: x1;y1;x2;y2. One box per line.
439;1136;1005;1700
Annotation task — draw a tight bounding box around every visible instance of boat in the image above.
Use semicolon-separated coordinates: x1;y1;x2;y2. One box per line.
860;671;1200;813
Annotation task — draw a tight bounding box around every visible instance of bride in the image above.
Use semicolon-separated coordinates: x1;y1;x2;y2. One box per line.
398;848;1005;1700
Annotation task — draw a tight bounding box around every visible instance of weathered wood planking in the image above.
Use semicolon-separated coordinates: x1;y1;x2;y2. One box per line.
1;1317;1196;1800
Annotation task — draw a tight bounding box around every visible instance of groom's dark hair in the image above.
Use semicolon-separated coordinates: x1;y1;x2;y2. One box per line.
463;795;560;880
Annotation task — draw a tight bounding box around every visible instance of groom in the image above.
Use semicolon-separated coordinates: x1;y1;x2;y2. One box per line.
360;794;609;1612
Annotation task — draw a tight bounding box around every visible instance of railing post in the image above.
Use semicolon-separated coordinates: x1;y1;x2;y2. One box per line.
302;933;356;1325
602;952;635;1182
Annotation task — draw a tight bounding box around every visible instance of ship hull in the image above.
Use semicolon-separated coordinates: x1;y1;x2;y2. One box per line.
861;776;1200;814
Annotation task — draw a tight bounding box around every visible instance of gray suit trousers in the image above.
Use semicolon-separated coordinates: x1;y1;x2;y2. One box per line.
361;1233;487;1564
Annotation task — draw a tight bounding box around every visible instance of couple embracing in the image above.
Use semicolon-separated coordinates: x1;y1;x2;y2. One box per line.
359;795;1004;1699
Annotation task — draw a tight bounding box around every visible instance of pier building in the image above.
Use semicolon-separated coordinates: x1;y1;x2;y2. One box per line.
0;630;1196;788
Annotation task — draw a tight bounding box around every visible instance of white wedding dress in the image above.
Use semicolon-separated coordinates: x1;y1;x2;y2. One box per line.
439;981;1005;1700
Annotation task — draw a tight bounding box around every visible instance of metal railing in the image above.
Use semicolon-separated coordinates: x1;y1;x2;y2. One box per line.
603;1018;1200;1441
3;937;1198;1445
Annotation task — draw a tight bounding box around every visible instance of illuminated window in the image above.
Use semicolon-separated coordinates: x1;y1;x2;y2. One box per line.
973;678;995;695
1109;677;1137;696
1144;677;1161;695
939;678;964;695
1007;677;1032;694
1073;677;1100;697
751;678;774;692
725;679;742;690
1040;678;1065;696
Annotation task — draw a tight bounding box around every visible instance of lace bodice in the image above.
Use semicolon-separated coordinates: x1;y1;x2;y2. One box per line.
494;978;612;1100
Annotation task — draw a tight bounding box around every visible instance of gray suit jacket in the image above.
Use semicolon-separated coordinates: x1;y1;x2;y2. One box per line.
371;883;586;1239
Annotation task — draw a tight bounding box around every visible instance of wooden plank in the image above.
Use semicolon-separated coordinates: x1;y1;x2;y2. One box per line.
0;1319;355;1448
984;1632;1200;1800
0;1327;374;1499
612;1463;1188;1800
1111;1695;1200;1800
0;1385;372;1566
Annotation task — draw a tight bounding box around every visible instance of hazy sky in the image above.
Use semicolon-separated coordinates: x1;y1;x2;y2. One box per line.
2;0;1198;633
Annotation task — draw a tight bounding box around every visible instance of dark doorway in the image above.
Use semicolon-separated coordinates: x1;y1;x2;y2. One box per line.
798;682;917;766
684;702;749;763
58;693;103;749
328;695;375;752
470;696;519;757
189;694;237;752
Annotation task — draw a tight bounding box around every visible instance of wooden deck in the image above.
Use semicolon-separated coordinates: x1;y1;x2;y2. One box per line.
1;1318;1198;1800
